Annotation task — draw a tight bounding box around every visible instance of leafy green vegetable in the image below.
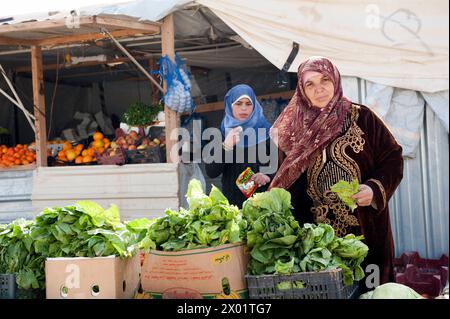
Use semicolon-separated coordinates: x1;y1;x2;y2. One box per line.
121;102;162;127
0;219;44;290
242;188;369;286
141;179;244;251
359;283;424;299
0;201;143;290
242;188;302;275
330;179;359;211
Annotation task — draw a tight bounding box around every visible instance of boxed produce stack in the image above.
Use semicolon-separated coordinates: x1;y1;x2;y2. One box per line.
140;180;249;299
40;201;142;299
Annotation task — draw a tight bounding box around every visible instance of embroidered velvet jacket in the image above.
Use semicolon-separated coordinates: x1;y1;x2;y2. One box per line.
286;104;404;284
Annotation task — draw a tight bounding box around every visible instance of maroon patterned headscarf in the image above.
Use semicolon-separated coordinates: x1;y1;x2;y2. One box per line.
269;56;352;190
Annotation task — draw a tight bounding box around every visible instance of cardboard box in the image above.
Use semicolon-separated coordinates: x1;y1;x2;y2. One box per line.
45;254;140;299
141;242;249;299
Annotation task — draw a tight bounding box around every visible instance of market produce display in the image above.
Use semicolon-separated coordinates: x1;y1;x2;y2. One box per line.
0;179;368;297
0;201;143;290
242;187;369;285
0;144;36;168
56;131;110;164
139;179;246;251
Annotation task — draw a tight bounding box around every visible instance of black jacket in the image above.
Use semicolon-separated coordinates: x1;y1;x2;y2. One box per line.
204;138;277;207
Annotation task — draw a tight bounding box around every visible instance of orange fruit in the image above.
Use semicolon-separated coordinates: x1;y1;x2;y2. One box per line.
62;141;73;151
22;160;30;165
75;156;83;164
93;132;104;141
103;138;110;144
97;147;105;154
92;140;104;149
58;150;66;158
75;144;84;155
87;148;95;157
82;155;93;163
14;159;21;165
81;149;88;157
65;149;77;161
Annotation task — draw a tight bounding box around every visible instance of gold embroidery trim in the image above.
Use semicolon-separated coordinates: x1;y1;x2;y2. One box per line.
311;191;360;237
307;105;364;204
367;178;387;208
306;105;364;237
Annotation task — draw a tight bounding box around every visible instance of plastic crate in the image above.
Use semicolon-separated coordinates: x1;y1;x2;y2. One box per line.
95;148;126;165
0;274;16;299
394;252;448;297
126;146;161;164
0;274;45;299
245;269;360;299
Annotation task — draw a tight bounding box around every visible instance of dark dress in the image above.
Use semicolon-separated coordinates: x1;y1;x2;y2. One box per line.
205;138;277;208
286;104;404;285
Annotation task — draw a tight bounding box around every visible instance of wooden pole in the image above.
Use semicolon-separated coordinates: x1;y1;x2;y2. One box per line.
161;14;179;163
31;46;47;167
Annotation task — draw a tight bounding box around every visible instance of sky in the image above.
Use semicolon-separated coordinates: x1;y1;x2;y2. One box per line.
1;0;130;17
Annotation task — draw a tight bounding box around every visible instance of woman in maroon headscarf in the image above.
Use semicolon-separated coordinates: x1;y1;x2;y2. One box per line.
269;56;404;285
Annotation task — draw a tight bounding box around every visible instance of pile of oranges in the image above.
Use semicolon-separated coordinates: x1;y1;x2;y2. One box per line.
56;132;110;164
0;144;36;168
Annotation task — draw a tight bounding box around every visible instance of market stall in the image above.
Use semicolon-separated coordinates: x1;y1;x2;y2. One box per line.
0;14;182;220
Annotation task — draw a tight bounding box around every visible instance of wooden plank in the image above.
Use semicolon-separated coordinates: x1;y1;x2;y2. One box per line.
0;17;94;34
0;35;37;46
31;164;180;220
15;55;151;73
37;28;156;47
0;16;160;46
193;90;296;113
94;16;160;34
31;46;47;167
161;14;179;164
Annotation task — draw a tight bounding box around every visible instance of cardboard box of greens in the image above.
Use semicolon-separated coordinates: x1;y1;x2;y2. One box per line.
141;242;249;299
45;254;140;299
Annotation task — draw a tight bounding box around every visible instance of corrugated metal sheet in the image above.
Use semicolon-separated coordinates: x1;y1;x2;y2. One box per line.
0;168;34;224
31;163;180;221
357;78;448;259
389;105;449;259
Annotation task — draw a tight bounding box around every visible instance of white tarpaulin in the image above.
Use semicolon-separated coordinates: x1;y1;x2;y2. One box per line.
197;0;449;93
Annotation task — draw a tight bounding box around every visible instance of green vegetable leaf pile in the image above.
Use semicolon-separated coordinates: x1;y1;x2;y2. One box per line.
242;188;369;286
0;201;143;290
121;102;163;127
141;179;245;251
330;179;360;211
0;219;45;290
242;187;301;275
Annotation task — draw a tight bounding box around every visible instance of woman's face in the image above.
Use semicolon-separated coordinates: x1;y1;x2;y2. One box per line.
232;97;253;120
303;73;335;108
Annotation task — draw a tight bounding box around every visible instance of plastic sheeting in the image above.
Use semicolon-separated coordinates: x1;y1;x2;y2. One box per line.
198;0;449;93
364;82;426;158
389;105;449;259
